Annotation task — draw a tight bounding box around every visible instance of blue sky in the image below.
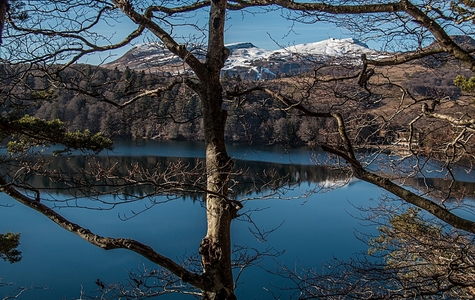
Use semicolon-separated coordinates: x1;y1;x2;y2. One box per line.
224;10;350;49
86;8;356;64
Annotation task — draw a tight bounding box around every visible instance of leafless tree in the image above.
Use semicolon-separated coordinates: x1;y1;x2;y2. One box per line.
276;198;475;299
1;0;475;299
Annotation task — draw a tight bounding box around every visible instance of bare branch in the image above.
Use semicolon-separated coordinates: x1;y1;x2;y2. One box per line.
100;79;183;109
111;0;205;74
228;0;403;14
422;103;475;130
0;0;7;44
147;2;211;16
233;83;475;234
364;48;447;66
0;176;205;290
401;0;475;71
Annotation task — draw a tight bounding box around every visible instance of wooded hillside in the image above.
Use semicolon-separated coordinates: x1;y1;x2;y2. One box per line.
10;56;474;152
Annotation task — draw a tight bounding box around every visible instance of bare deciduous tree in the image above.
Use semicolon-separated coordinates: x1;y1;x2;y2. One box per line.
1;0;475;299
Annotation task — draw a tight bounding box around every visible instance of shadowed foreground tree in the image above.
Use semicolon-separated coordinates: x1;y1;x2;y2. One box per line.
2;0;475;299
279;201;475;299
0;232;20;264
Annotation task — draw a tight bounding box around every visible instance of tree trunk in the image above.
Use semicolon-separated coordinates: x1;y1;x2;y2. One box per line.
199;84;236;299
197;68;236;300
196;0;236;297
114;0;237;297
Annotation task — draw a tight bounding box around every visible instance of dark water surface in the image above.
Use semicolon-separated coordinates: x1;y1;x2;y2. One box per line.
1;140;473;299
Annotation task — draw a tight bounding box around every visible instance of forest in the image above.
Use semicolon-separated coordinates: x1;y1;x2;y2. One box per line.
10;53;473;155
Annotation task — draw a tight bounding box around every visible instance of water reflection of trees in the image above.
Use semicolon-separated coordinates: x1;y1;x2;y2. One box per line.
7;154;475;202
13;155;351;201
403;177;475;202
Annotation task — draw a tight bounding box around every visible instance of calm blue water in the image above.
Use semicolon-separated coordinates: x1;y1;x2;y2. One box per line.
107;139;319;165
0;141;462;299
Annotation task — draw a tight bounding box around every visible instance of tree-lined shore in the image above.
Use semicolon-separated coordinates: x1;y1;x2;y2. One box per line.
13;57;474;156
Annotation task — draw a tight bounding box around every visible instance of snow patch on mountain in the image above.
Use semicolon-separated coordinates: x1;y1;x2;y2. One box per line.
221;38;380;79
124;42;205;64
223;38;378;71
282;38;373;57
223;42;273;71
106;38;385;79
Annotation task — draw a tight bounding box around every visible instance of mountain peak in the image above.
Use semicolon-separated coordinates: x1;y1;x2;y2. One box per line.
105;37;383;79
226;42;257;51
283;38;373;56
328;37;369;48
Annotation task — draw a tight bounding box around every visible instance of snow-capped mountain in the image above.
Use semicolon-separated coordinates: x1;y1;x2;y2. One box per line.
105;43;207;75
283;38;373;56
105;38;383;80
221;38;382;79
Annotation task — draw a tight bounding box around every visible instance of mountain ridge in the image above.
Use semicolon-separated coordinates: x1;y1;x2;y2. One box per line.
104;36;475;80
104;38;384;79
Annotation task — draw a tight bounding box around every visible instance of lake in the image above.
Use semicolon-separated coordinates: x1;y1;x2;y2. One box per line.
1;140;474;299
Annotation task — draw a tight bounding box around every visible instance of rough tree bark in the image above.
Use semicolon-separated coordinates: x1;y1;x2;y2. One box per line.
195;0;237;297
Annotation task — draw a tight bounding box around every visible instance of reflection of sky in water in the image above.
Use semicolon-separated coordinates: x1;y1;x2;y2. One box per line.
108;139;318;166
0;140;473;299
0;180;380;300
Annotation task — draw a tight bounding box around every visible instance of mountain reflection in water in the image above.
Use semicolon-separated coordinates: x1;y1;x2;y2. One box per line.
13;150;475;203
1;140;475;300
19;155;350;198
